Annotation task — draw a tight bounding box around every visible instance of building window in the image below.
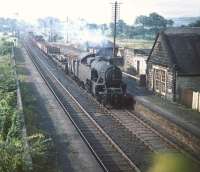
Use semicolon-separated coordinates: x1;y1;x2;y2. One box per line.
154;68;166;95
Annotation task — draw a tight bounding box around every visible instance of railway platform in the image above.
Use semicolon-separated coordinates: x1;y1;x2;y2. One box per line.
123;74;200;158
123;74;200;138
14;46;104;172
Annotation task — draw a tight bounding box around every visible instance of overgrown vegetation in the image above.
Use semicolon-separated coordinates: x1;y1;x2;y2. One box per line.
0;36;50;171
0;45;25;172
15;45;58;172
20;83;57;172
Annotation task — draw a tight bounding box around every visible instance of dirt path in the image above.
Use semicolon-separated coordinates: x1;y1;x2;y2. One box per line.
14;46;103;172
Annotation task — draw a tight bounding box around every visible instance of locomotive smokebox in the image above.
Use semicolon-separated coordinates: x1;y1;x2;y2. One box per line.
91;59;122;87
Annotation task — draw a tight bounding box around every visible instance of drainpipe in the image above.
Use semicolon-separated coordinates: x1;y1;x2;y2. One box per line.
173;65;177;102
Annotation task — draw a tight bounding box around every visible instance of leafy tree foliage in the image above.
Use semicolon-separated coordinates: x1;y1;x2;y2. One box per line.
86;23;99;30
88;13;174;40
134;13;174;38
135;13;174;28
0;38;51;171
0;39;13;55
37;17;62;42
0;18;17;33
0;134;51;172
189;20;200;27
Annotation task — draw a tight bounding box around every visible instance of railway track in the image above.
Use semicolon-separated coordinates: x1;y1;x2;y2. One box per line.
110;109;175;151
24;38;200;171
24;40;139;172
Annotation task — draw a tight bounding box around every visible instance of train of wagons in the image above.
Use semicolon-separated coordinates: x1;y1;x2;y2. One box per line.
29;33;133;108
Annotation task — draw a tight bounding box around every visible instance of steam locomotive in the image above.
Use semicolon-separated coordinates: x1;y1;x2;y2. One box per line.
29;34;132;107
65;54;131;107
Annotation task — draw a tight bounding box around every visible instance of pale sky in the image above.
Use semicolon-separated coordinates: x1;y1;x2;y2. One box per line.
0;0;200;24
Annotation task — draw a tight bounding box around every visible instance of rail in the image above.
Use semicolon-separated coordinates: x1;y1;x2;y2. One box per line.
122;72;140;80
24;40;140;172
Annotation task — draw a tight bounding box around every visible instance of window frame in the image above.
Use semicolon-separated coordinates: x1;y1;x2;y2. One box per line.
153;65;167;96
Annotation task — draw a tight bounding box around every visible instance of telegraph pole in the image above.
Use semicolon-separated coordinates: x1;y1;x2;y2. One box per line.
50;18;53;42
66;16;69;43
111;1;120;57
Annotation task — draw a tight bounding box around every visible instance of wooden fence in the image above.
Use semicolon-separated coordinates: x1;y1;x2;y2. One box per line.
192;91;200;112
181;88;200;112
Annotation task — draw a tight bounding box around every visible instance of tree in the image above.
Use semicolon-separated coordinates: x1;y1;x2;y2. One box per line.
99;24;109;34
86;23;98;30
135;15;149;27
134;13;174;39
109;19;134;38
38;18;47;34
0;18;18;34
126;26;136;38
189;20;200;27
117;20;128;37
135;13;174;28
148;13;168;28
167;19;174;27
37;17;62;42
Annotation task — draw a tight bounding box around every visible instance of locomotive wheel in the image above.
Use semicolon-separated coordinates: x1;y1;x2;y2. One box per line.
96;94;102;103
101;96;107;106
123;94;134;109
80;82;85;89
112;95;122;109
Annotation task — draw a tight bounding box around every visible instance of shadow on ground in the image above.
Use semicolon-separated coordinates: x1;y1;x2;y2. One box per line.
21;81;75;172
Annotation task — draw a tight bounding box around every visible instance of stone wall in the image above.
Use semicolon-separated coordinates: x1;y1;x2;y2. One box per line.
133;101;200;158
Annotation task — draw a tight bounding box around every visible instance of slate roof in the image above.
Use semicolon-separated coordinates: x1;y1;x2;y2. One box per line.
134;49;151;56
148;27;200;76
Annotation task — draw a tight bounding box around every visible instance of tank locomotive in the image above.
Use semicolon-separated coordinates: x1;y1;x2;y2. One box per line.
66;55;130;107
29;34;132;107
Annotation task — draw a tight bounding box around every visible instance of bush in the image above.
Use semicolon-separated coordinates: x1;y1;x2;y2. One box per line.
0;38;51;171
0;134;51;172
0;138;24;172
0;40;13;55
28;134;51;158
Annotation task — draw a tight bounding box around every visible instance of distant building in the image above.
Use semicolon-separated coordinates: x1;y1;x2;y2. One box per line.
124;48;150;75
86;40;119;57
86;40;124;66
147;28;200;104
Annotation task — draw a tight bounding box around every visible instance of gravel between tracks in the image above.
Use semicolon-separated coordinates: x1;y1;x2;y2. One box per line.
26;40;154;171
